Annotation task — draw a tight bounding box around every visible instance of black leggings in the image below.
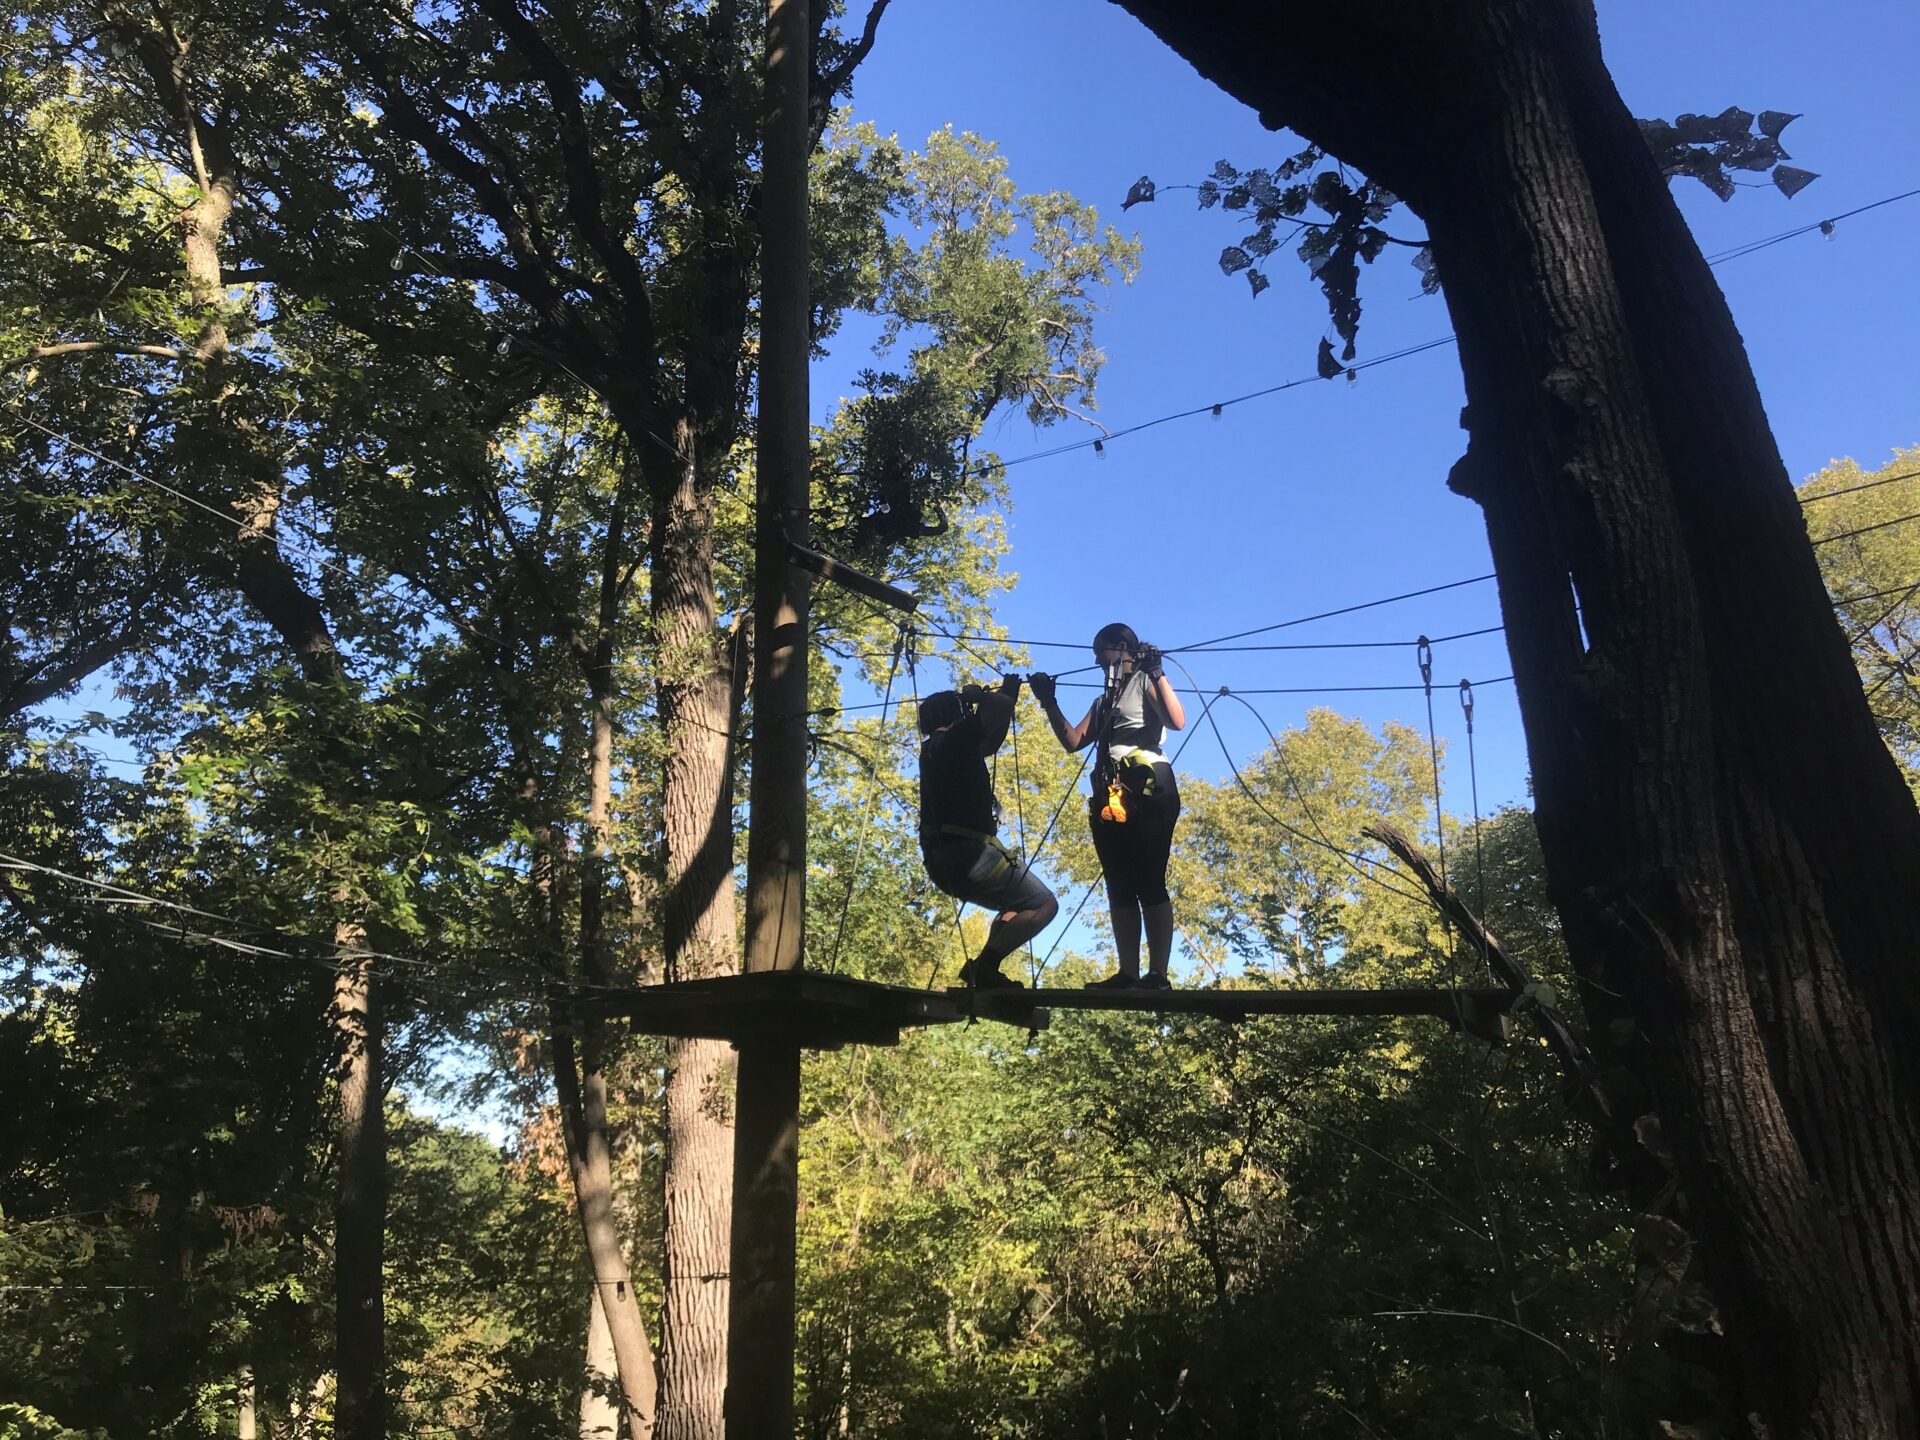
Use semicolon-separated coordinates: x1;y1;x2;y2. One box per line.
1089;764;1180;909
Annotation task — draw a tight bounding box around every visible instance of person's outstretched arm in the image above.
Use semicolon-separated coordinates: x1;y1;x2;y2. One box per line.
1030;672;1100;751
971;674;1022;756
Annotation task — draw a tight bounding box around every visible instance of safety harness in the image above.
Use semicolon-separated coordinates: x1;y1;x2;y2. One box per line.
1093;670;1167;825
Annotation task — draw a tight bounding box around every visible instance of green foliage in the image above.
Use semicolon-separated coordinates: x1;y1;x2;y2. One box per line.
796;716;1682;1437
1;2;1135;1431
0;1404;107;1440
1801;446;1920;797
812;124;1139;568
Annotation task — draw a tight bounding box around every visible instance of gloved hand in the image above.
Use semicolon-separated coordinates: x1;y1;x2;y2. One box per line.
1134;644;1164;681
998;673;1023;697
1029;672;1056;705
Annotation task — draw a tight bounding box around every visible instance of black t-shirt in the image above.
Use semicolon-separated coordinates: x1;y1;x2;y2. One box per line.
919;716;997;842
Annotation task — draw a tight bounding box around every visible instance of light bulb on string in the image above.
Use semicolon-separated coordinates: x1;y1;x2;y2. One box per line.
494;335;513;356
1093;438;1106;459
1820;220;1836;240
389;249;406;271
1210;404;1223;420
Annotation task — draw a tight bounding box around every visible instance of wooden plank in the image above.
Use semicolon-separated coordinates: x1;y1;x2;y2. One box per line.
591;970;1510;1046
956;985;1513;1042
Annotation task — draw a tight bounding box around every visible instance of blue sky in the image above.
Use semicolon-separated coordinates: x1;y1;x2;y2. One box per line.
815;0;1920;818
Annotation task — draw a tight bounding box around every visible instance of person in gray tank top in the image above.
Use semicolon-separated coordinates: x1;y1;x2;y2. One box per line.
1031;622;1187;990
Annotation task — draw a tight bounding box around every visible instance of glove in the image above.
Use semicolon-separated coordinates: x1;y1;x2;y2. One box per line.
1029;672;1056;705
1134;644;1164;681
998;673;1023;697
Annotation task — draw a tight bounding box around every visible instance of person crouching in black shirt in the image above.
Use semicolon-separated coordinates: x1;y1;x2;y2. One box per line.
918;677;1059;989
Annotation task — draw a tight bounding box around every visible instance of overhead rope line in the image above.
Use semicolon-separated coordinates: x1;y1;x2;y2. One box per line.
1169;575;1499;656
964;336;1459;481
928;474;1920;670
1700;186;1920;265
1798;464;1920;505
1814;508;1920;548
0;849;621;1006
849;546;1904;704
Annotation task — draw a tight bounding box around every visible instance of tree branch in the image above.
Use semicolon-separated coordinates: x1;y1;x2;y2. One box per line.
2;624;147;721
810;0;891;140
4;341;196;373
473;0;658;357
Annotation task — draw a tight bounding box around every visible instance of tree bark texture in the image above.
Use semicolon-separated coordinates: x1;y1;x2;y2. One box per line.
1110;2;1920;1434
554;1027;660;1436
238;1364;257;1440
530;711;662;1440
581;1284;641;1440
330;923;385;1440
651;422;742;1440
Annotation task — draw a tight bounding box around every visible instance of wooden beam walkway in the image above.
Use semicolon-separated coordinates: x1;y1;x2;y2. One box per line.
583;970;1517;1049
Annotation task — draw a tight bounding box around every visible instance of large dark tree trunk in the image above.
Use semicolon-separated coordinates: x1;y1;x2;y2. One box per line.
1110;2;1920;1434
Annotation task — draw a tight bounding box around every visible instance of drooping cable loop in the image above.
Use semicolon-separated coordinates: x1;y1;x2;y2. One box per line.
824;625;907;976
1415;638;1459;992
1196;687;1431;912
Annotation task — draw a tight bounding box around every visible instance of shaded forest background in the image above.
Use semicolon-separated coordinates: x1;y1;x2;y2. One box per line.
3;0;1917;1434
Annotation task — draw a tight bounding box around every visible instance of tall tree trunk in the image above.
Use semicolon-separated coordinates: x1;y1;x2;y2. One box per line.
138;69;406;1426
530;768;661;1440
652;423;741;1440
238;1364;256;1440
1108;1;1920;1433
553;1029;659;1436
331;921;385;1440
230;497;387;1436
580;1257;643;1439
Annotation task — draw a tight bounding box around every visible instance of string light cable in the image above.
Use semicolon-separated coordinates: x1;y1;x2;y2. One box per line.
5;407;509;655
0;849;605;1007
946;184;1920;483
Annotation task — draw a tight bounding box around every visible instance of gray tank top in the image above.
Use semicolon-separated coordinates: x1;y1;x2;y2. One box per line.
1099;671;1164;754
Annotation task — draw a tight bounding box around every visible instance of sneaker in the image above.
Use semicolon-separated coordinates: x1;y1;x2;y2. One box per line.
1087;970;1143;990
958;958;1025;990
1136;972;1173;992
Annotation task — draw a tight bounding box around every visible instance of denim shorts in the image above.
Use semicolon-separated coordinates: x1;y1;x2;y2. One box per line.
923;838;1055;914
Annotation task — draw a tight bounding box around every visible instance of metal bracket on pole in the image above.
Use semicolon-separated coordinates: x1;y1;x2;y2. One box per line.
785;538;919;613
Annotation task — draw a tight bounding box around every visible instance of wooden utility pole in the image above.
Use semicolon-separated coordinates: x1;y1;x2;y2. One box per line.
729;0;810;1433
